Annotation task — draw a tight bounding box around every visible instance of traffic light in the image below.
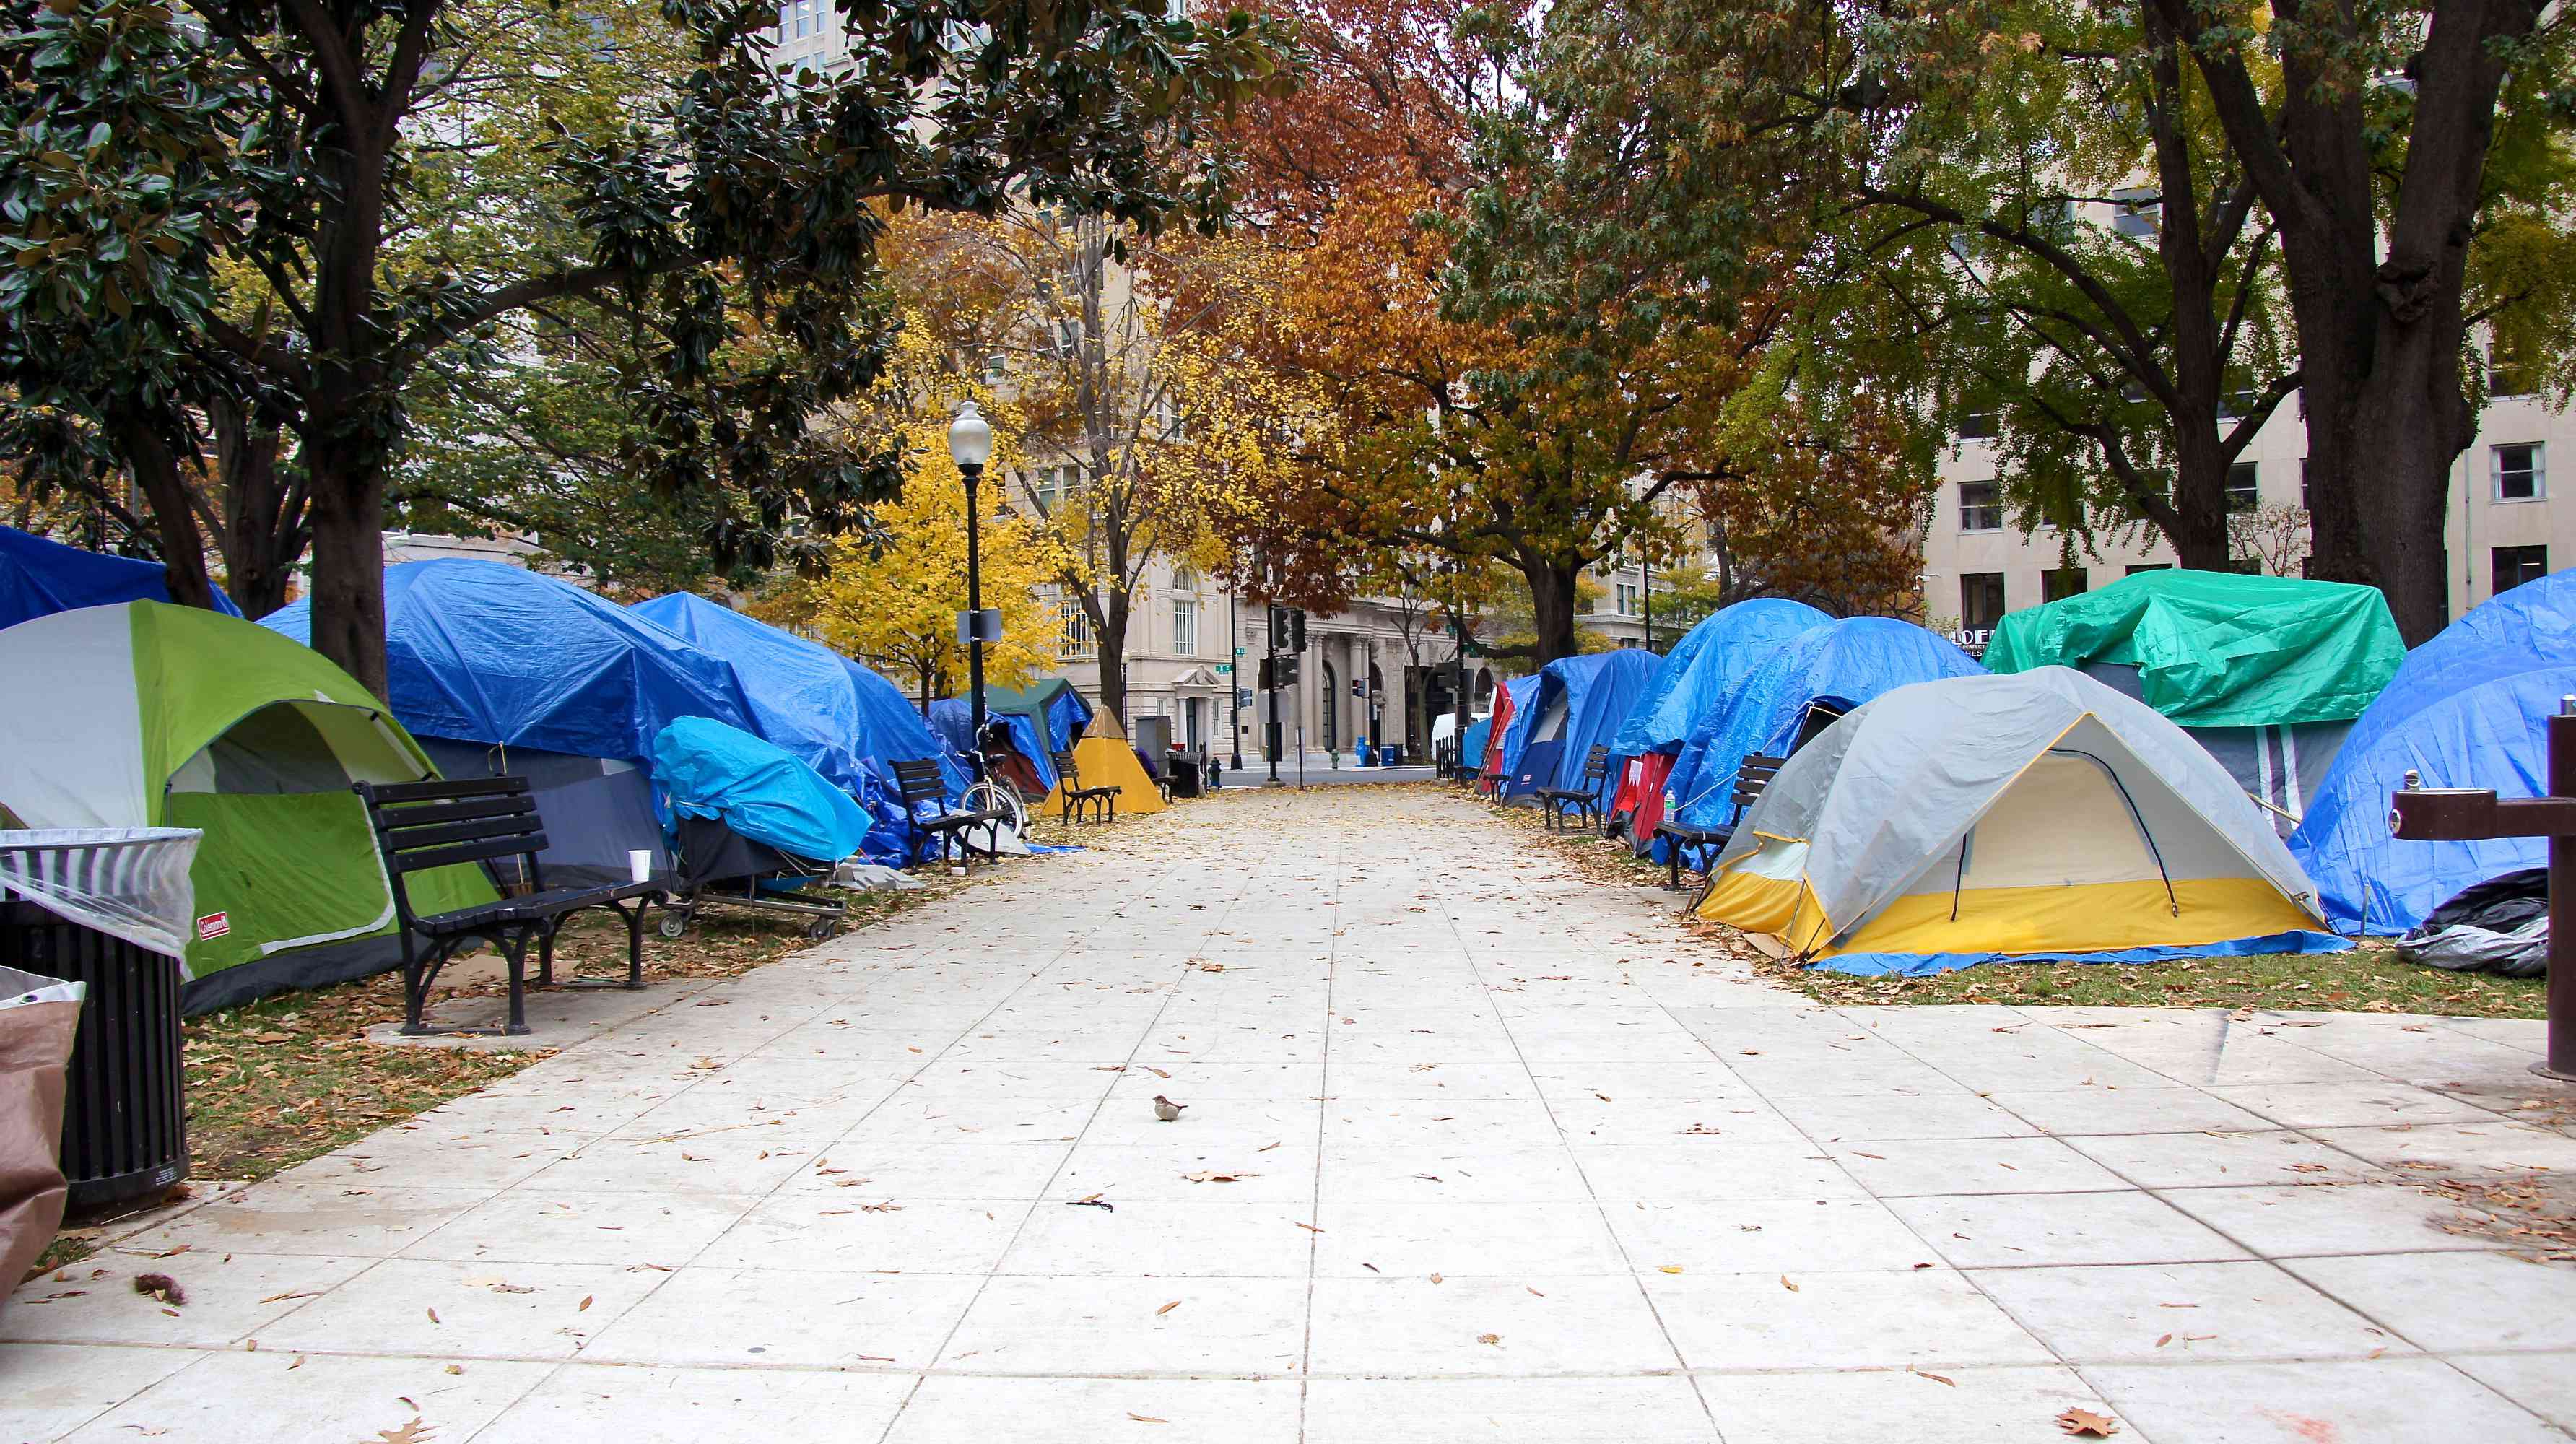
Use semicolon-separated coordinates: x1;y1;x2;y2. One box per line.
1258;656;1300;690
1289;608;1307;653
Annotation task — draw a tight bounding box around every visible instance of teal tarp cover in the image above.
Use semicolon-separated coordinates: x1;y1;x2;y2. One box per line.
652;717;872;864
0;524;242;631
1666;617;1985;831
1610;598;1832;756
2289;569;2576;933
1982;569;2403;727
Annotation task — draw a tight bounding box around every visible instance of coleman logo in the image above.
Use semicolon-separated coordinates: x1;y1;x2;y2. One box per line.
196;913;230;941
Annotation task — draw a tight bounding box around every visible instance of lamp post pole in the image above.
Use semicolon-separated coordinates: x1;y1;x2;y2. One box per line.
950;401;995;750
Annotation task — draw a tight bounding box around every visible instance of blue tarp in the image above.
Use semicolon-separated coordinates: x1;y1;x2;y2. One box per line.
1667;617;1985;832
629;593;967;864
1503;651;1663;804
928;699;1058;793
1814;931;2352;978
1458;717;1494;772
1609;598;1832;757
0;524;243;632
2289;570;2576;934
652;717;873;864
264;559;757;762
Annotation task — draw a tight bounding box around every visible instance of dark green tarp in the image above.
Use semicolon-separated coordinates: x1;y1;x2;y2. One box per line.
1982;570;2403;727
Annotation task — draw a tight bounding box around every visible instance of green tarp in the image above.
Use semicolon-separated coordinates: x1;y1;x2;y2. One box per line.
1982;570;2403;728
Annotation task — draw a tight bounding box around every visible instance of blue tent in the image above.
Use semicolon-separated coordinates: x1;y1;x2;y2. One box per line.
1;524;243;632
1502;651;1663;805
1609;598;1832;757
653;717;874;865
2289;570;2576;934
928;699;1058;794
1489;674;1544;780
265;560;756;762
1458;716;1494;773
630;593;967;863
1666;617;1985;834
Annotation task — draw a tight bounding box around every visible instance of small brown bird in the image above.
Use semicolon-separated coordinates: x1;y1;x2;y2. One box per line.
1152;1095;1186;1122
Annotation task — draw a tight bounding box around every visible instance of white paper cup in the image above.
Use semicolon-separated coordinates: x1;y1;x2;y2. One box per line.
627;849;653;884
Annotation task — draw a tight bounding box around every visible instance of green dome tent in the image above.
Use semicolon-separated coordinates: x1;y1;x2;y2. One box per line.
1981;570;2403;830
0;602;495;1009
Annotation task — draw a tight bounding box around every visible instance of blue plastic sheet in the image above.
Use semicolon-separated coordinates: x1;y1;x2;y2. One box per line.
263;560;757;764
630;593;965;863
2289;570;2576;934
1609;599;1830;757
1;525;242;632
1813;929;2351;978
652;717;873;864
1666;617;1984;832
928;700;1058;793
1492;675;1543;779
1503;651;1661;804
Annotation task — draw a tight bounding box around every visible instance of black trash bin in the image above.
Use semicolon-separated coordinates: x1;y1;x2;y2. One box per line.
0;900;186;1211
0;830;201;1214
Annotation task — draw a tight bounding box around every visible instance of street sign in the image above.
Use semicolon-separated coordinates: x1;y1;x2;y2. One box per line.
954;608;1003;645
1214;663;1232;675
1235;646;1245;658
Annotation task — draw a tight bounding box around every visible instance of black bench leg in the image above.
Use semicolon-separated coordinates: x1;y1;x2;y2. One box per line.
399;942;442;1035
622;901;646;988
1668;844;1681;891
500;934;532;1036
537;926;556;988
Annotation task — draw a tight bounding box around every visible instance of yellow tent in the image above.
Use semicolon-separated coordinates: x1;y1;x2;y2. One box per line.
1045;710;1167;818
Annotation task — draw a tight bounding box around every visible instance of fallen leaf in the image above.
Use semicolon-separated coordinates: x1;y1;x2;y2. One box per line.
1658;1265;1684;1274
1527;1286;1544;1297
1295;1222;1323;1232
2055;1406;2120;1436
444;1365;462;1375
1145;1066;1172;1079
1157;1300;1182;1316
2154;1334;2172;1347
578;1295;593;1312
1428;1272;1443;1283
1780;1275;1798;1292
1476;1333;1501;1345
1182;1171;1253;1183
1257;1141;1281;1152
426;1308;440;1324
375;1419;435;1444
1127;1414;1169;1425
1915;1370;1955;1386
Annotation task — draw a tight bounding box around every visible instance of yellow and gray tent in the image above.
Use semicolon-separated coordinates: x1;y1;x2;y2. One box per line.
1697;667;2344;975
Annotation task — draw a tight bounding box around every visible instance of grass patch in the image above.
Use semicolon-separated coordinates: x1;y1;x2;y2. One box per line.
1481;787;2546;1021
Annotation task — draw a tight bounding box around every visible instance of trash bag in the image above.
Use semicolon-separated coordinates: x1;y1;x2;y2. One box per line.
2396;868;2549;978
0;964;83;1305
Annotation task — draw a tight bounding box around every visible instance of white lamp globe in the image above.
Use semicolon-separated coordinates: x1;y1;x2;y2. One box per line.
948;400;994;469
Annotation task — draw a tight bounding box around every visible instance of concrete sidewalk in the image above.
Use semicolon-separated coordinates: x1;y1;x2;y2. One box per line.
4;786;2570;1442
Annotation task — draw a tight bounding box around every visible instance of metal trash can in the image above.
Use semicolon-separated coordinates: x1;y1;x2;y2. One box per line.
0;830;203;1212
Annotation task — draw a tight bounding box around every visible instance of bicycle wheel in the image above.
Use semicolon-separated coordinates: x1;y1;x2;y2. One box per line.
964;778;1026;835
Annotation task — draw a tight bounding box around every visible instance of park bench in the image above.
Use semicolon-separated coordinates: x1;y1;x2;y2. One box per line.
1653;752;1784;894
1053;751;1123;823
892;757;1008;869
356;776;662;1037
1533;744;1614;833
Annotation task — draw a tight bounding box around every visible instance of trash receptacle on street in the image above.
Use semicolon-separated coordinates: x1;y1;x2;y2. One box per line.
0;829;203;1212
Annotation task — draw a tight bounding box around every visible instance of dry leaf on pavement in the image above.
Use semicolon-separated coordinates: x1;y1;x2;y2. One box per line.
2055;1407;2120;1436
1157;1300;1181;1316
375;1419;435;1444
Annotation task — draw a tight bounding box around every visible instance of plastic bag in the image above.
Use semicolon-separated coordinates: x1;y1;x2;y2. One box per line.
0;830;202;960
0;964;83;1308
2396;868;2549;978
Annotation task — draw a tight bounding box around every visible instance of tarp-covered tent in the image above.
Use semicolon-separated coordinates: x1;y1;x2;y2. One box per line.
1477;675;1538;795
0;602;495;1010
628;593;965;863
2289;569;2576;934
1046;708;1167;817
0;525;243;632
265;560;760;885
1983;570;2403;829
1607;599;1831;848
1699;667;2342;975
1501;650;1662;806
931;679;1095;799
1663;618;1984;838
928;698;1054;799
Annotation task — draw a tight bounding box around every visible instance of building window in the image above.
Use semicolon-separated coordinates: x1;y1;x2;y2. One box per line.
2042;567;2089;601
2126;563;2172;574
1957;406;1999;440
2494;443;2545;502
1961;572;2007;632
2490;338;2537;399
1170;564;1197;591
1172;599;1198;656
2494;545;2549;595
2110;186;2159;240
1615;581;1641;617
1959;480;2003;532
1151;393;1185;440
984;353;1007;384
1060;604;1095;658
2227;462;2260;513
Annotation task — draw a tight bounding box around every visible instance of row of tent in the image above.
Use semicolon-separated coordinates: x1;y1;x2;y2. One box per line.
0;536;1146;1012
1469;566;2576;975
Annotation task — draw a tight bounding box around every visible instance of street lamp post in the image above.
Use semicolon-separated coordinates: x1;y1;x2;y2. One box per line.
950;401;995;747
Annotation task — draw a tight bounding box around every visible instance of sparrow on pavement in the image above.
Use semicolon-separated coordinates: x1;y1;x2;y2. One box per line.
1152;1095;1186;1122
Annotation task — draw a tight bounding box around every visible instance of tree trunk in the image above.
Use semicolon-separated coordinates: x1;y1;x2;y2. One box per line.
111;411;221;611
213;402;303;618
2166;431;2236;573
1096;584;1133;726
306;459;391;696
1521;556;1584;663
